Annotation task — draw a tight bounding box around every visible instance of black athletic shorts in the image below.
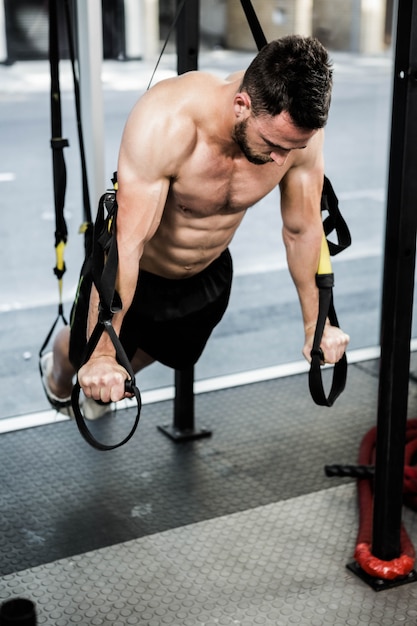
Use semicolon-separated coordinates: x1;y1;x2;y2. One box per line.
69;248;233;371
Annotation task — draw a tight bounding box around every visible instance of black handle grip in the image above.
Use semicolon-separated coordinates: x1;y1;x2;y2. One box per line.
71;380;142;451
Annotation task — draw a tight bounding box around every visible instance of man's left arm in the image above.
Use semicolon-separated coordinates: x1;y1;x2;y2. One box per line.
279;135;349;364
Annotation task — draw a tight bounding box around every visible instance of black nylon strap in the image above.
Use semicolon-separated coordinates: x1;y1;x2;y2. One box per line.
90;192;120;314
44;8;141;449
308;274;347;406
49;0;68;251
239;0;267;50
321;176;351;256
238;0;350;407
71;317;142;451
71;189;142;450
41;0;91;360
39;0;70;364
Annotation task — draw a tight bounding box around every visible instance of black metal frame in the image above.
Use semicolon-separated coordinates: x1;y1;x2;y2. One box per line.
347;0;417;588
373;0;417;560
157;366;212;441
157;0;212;442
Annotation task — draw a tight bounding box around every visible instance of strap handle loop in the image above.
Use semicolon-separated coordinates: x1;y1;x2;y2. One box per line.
238;0;351;407
71;187;142;450
308;274;348;406
71;318;142;451
321;176;351;256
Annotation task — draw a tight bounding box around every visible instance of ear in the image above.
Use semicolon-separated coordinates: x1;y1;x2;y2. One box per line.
233;92;252;118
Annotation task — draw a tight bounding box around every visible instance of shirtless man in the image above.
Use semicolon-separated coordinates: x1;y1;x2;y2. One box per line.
42;35;349;416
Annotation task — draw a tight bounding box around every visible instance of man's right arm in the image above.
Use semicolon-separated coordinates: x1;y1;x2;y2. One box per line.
78;81;192;403
78;174;170;404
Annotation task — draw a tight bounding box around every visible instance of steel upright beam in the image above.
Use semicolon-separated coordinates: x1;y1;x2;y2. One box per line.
76;0;105;210
372;0;417;561
176;0;199;75
158;0;211;442
0;0;7;64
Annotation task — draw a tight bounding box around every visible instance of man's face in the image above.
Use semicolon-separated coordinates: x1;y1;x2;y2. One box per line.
232;117;270;165
232;111;317;167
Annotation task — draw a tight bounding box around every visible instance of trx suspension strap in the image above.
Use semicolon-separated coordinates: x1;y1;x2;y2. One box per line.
309;178;350;406
42;1;142;449
40;0;92;358
71;182;142;451
72;0;196;450
240;0;267;50
239;0;351;406
39;0;70;360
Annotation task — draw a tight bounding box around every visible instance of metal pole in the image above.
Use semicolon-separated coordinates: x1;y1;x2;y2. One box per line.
173;0;199;436
176;0;199;75
76;0;105;209
174;0;199;434
0;0;8;64
174;367;195;425
124;0;159;61
372;0;417;560
124;0;144;59
158;0;211;442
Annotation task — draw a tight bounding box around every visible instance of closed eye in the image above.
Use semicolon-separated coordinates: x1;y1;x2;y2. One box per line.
261;136;307;152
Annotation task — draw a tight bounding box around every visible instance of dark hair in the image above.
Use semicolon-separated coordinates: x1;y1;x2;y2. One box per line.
240;35;333;130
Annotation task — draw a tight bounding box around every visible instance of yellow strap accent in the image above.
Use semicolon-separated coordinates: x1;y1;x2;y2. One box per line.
55;240;66;301
317;232;332;275
55;240;66;272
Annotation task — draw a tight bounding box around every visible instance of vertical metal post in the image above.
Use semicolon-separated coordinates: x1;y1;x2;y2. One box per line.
158;0;210;442
157;366;211;441
0;0;8;64
372;0;417;560
176;0;199;75
174;367;195;425
76;0;105;210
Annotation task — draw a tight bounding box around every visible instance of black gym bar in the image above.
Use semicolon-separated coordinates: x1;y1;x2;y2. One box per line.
372;0;417;563
176;0;199;75
158;0;212;441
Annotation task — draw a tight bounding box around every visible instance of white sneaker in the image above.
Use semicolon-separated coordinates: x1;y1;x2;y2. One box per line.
40;352;74;418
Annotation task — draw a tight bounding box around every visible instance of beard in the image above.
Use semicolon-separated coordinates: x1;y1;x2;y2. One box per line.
232;118;272;165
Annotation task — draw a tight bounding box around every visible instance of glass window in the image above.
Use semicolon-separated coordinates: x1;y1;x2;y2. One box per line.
0;0;401;421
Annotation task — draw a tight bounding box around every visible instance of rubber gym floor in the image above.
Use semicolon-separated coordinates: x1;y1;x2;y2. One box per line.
1;354;417;625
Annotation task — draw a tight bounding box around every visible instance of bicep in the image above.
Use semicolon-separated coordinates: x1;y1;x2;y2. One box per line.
116;166;169;250
114;90;196;248
280;135;325;236
280;169;323;236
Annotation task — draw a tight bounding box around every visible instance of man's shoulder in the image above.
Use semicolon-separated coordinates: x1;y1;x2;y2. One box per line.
128;73;215;132
142;71;228;134
121;70;234;175
149;70;225;98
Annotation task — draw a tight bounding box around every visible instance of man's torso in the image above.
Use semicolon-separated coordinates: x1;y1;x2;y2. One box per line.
123;72;316;279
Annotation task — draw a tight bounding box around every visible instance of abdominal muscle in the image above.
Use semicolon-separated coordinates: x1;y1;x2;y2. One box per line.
140;199;246;279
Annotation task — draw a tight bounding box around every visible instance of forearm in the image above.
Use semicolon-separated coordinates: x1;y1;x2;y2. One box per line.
284;224;322;332
285;224;350;364
78;231;143;401
86;245;141;359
